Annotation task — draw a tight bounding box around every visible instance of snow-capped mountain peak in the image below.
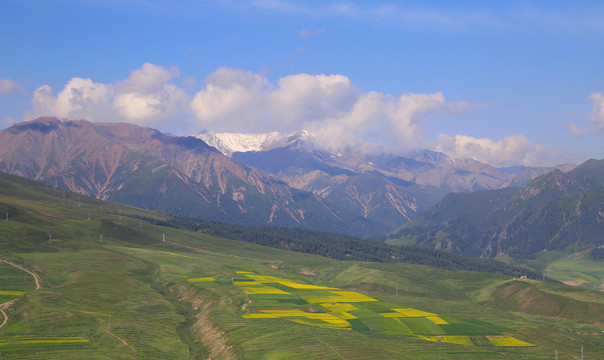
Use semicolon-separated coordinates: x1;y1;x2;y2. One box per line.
195;131;283;156
195;130;319;156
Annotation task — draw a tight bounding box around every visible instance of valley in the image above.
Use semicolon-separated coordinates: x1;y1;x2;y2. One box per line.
1;172;603;359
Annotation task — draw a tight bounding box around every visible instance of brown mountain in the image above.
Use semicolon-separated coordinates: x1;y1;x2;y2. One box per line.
0;117;352;233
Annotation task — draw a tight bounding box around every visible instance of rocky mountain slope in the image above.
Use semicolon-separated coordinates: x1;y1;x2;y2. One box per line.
387;159;604;258
196;130;574;237
0;117;353;233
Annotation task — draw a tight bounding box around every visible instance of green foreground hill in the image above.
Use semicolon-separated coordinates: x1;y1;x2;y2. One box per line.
1;173;604;359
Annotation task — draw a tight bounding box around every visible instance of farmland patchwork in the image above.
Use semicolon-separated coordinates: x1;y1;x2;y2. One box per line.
190;272;534;347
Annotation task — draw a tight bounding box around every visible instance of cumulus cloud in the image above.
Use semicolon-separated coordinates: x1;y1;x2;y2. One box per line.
568;92;604;136
190;67;269;131
21;63;571;166
113;63;188;124
435;133;575;167
30;78;113;121
0;78;26;95
28;63;188;127
189;67;463;153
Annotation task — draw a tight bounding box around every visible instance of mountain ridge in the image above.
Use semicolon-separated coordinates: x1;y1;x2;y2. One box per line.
0;117;355;233
388;158;604;259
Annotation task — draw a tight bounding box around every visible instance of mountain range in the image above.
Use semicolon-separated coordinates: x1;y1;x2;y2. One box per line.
387;158;604;259
0;117;575;237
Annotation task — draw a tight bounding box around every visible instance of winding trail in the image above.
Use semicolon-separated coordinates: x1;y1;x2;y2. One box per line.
0;259;42;330
0;259;41;290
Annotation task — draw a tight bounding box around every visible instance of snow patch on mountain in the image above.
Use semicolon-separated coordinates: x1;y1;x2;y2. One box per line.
196;130;322;156
196;131;284;156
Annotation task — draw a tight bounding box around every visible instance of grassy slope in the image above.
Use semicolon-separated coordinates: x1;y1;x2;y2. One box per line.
0;172;604;359
497;250;604;291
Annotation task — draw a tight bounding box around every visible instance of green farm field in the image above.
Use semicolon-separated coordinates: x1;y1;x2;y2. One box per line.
1;172;604;359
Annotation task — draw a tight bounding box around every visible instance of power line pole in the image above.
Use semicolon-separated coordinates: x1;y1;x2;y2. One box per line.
108;315;111;331
99;234;103;243
48;234;52;243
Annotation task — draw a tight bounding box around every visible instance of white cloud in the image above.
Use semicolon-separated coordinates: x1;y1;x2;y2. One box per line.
30;78;113;121
21;63;574;167
113;63;188;124
190;67;269;132
28;63;188;127
115;62;178;93
0;78;26;95
269;73;357;127
568;92;604;136
435;133;574;167
190;67;455;152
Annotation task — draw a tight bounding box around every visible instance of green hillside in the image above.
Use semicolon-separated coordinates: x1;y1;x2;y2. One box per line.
1;172;604;359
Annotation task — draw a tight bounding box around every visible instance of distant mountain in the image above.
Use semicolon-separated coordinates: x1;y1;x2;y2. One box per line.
387;159;604;258
197;130;575;236
198;130;574;192
0;117;357;233
2;119;578;238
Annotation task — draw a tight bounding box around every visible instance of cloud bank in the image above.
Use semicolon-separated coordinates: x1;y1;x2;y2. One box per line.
28;63;188;128
23;62;579;167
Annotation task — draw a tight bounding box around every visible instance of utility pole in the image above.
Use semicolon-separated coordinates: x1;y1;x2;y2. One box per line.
396;286;399;297
139;221;142;229
162;233;165;242
108;315;111;331
88;211;91;221
581;345;584;360
48;234;52;243
99;234;103;243
555;349;558;360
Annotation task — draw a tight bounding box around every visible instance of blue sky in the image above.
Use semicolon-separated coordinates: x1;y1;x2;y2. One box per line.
1;0;603;166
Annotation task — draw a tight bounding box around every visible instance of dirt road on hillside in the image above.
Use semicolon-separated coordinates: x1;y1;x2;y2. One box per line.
0;259;42;330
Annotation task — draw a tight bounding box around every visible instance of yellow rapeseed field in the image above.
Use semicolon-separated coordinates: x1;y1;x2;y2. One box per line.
188;277;216;283
426;316;448;324
391;308;436;317
243;313;279;319
418;335;474;346
487;336;534;347
241;286;291;295
302;291;378;304
0;337;89;346
0;291;26;296
243;274;336;289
